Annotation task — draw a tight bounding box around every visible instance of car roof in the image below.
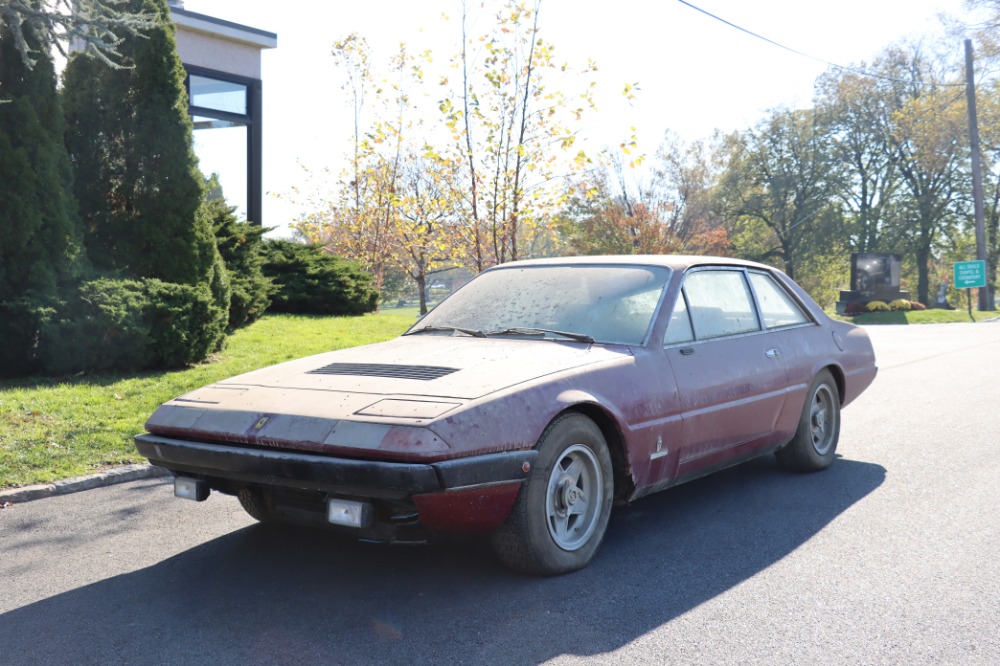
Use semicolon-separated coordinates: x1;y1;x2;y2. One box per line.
487;254;778;273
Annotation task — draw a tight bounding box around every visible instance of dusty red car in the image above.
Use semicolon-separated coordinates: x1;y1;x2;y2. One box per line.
136;256;876;575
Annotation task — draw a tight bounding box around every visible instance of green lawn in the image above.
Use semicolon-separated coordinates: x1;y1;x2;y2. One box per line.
831;309;999;324
0;312;415;489
4;304;997;490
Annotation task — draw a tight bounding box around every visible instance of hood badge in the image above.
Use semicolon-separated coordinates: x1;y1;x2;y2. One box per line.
252;416;270;431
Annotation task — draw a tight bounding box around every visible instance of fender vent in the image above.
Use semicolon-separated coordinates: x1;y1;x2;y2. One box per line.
307;362;458;381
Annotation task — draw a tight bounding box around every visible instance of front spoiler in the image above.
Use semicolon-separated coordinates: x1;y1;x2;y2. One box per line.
134;434;537;500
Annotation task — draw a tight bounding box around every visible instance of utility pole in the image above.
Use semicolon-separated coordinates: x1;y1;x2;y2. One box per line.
964;38;991;311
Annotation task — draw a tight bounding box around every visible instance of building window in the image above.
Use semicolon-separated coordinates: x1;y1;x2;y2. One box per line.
184;66;262;225
190;75;247;115
193;119;248;219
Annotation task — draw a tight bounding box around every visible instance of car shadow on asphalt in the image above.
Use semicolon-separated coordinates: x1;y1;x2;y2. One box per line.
0;456;884;665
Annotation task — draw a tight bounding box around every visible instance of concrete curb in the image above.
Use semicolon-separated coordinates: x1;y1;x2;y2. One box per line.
0;464;171;507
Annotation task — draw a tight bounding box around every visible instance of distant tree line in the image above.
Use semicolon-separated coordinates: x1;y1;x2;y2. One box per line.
299;0;1000;311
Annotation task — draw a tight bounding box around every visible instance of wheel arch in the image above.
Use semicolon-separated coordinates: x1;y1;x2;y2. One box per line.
552;402;635;502
822;363;846;406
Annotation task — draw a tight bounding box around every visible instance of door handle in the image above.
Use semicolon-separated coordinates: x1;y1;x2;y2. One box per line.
680;347;695;356
765;348;780;359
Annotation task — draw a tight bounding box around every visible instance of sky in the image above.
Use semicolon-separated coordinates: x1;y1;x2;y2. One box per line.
180;0;982;235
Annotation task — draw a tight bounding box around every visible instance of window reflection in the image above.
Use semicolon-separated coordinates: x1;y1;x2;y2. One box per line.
193;123;248;221
190;75;247;115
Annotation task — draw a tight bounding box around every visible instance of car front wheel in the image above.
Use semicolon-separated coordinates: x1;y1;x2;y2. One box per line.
776;369;840;472
491;413;614;575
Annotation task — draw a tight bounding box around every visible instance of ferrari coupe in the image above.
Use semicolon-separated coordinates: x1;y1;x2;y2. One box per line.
136;256;877;575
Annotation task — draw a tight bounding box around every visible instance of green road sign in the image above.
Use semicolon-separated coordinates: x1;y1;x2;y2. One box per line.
954;260;987;289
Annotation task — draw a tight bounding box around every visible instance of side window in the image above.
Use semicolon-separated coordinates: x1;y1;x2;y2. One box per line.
664;292;694;345
749;272;810;329
683;270;761;339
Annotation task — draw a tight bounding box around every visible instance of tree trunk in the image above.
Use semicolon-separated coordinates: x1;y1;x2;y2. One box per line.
416;274;427;315
916;245;930;306
781;234;795;280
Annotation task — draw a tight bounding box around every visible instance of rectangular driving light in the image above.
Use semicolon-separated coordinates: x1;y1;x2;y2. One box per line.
327;498;373;528
174;476;210;502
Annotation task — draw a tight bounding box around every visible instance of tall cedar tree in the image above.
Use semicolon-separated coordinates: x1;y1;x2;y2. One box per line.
0;11;83;376
61;0;217;287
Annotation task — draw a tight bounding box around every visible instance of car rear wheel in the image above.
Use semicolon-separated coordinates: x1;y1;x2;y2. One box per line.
237;487;278;522
491;413;614;575
776;369;840;472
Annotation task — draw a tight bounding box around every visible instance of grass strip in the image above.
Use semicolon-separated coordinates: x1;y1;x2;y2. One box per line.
0;312;415;489
833;309;999;324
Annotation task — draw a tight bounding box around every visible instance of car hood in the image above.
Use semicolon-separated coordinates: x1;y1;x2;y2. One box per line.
218;335;626;400
145;336;631;453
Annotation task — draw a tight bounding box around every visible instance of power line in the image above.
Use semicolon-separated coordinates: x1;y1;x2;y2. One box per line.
675;0;964;88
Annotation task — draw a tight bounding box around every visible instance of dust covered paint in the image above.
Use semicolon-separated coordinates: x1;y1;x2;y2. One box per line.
136;255;876;574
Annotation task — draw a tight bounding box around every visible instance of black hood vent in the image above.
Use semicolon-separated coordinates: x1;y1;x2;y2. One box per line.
307;362;458;381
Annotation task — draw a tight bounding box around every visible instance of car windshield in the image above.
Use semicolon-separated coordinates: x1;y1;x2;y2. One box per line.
408;264;671;345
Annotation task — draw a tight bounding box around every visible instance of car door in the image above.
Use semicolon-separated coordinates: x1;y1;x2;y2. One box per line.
744;268;823;443
663;268;790;476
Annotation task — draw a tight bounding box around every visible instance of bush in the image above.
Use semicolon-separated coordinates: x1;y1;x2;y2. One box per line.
844;301;866;315
207;243;232;323
865;300;890;312
40;277;227;374
889;299;912;312
208;198;273;328
910;301;927;311
0;296;56;378
261;240;379;316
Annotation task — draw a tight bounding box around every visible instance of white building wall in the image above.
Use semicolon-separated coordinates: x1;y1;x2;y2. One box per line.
174;29;262;79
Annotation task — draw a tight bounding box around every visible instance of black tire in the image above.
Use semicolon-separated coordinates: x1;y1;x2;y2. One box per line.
491;413;614;576
776;370;840;472
237;487;278;522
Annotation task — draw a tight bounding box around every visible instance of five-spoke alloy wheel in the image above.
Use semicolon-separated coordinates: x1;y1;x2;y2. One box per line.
492;413;614;575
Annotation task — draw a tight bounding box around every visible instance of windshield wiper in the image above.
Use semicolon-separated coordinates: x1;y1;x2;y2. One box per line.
406;325;487;338
486;327;595;344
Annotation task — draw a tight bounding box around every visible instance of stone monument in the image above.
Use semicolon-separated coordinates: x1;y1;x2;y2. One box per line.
836;253;911;314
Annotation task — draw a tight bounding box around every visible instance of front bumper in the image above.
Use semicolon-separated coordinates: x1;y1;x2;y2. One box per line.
135;433;536;502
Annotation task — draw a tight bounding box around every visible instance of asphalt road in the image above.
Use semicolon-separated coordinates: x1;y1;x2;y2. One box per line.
1;323;998;666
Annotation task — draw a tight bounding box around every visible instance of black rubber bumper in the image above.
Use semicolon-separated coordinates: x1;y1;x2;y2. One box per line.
135;434;537;499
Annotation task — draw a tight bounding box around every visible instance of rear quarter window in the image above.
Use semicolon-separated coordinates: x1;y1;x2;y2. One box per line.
749;272;810;329
683;270;761;339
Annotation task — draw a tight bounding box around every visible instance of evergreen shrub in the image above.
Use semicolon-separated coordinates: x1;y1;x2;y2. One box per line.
208;199;273;328
261;240;379;316
41;277;227;374
0;297;54;377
